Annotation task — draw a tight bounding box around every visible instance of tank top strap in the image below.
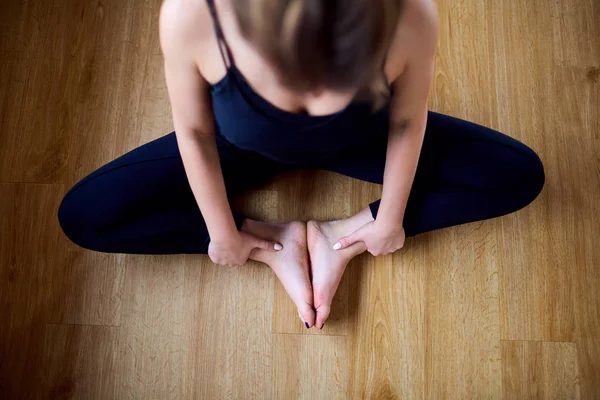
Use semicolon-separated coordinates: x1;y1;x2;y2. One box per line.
206;0;235;68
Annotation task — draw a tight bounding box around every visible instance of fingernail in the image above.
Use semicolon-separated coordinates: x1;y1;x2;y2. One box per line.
274;243;283;251
305;322;310;329
333;243;342;250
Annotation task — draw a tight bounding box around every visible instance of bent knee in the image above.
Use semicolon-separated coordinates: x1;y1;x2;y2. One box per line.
58;187;107;252
510;146;545;210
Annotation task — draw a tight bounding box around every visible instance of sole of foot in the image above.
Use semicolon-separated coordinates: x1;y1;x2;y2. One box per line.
244;220;316;328
308;219;367;329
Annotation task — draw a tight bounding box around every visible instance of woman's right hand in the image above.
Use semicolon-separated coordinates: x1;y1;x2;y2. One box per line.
208;231;283;267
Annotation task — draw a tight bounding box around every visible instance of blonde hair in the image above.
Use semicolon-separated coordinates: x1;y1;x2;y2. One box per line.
232;0;404;108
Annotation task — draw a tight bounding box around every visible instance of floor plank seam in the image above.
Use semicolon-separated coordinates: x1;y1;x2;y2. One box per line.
0;181;65;186
45;322;121;328
271;332;347;338
501;339;577;344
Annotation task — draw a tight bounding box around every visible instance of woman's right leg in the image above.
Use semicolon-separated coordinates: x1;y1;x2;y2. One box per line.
58;133;282;254
59;133;318;327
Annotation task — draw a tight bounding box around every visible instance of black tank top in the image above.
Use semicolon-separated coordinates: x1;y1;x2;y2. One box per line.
206;0;390;165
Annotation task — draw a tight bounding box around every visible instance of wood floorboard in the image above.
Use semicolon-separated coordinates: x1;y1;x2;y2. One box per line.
0;0;598;397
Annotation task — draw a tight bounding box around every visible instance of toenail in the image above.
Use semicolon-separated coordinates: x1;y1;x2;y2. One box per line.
305;322;310;329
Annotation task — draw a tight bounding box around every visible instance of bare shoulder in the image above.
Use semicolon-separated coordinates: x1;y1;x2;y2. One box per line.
159;0;214;60
386;0;439;79
402;0;439;47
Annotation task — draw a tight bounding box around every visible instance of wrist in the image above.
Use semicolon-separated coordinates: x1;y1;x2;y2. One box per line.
210;226;241;244
374;200;406;231
373;218;404;234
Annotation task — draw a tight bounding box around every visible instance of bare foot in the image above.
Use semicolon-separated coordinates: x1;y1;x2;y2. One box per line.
308;207;374;329
243;220;315;328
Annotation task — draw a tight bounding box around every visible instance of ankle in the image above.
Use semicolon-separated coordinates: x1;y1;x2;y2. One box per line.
353;207;375;225
337;207;374;233
241;218;266;234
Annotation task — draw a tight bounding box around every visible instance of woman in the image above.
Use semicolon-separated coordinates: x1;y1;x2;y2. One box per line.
58;0;544;330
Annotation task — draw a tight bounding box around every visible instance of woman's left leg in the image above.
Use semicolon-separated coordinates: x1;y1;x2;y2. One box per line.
307;111;545;328
325;111;545;235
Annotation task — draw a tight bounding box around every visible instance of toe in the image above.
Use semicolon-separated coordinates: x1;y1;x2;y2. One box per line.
312;275;344;330
315;304;330;329
297;301;316;328
284;273;315;328
313;286;334;329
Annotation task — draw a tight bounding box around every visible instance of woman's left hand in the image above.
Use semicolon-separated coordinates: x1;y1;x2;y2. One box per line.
333;221;406;257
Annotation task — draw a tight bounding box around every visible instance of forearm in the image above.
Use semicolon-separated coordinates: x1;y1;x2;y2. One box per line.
176;131;239;241
376;117;426;227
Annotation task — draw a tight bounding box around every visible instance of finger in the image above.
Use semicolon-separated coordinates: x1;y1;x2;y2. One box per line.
333;229;363;251
315;304;331;330
254;239;283;252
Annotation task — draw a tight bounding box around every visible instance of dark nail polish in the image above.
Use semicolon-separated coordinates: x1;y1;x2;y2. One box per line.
305;322;310;329
320;324;325;330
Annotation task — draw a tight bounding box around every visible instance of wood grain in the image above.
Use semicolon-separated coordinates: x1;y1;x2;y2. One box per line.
0;0;598;398
492;0;579;343
502;340;581;399
272;334;347;399
347;179;426;399
114;255;187;399
576;338;600;400
0;184;64;398
424;224;503;399
550;0;600;67
44;250;124;326
38;324;119;399
138;54;174;145
182;256;274;399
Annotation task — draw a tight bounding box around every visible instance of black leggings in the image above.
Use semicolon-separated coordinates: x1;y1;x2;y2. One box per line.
58;112;544;254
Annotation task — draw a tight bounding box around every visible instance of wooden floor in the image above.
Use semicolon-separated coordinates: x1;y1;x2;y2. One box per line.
1;0;598;398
